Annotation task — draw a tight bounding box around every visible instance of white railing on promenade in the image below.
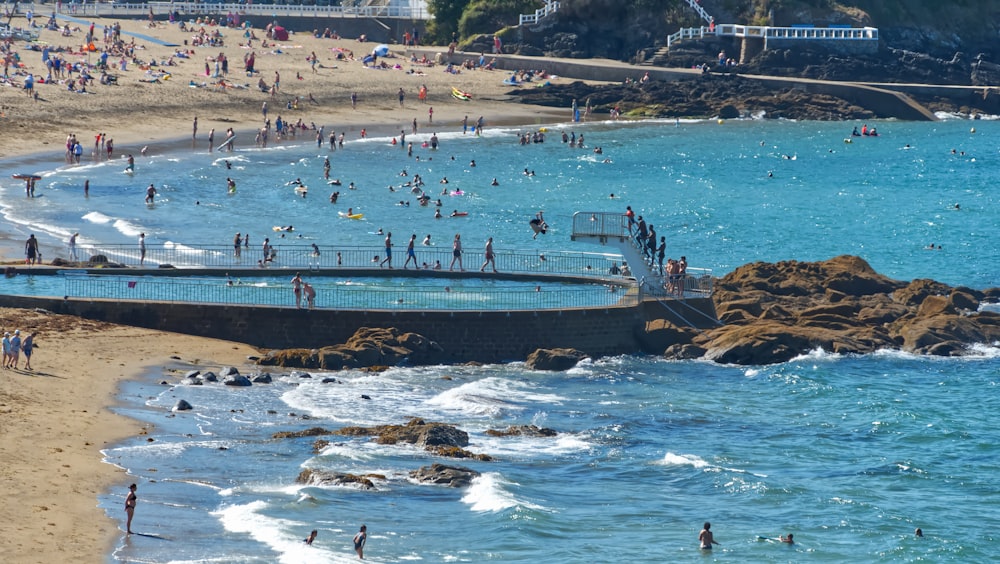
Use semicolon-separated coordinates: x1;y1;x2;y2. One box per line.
666;25;713;48
44;2;429;20
717;24;878;41
667;23;878;48
519;0;559;27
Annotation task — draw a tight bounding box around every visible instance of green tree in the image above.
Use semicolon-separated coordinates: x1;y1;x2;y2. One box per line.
426;0;472;44
458;0;542;38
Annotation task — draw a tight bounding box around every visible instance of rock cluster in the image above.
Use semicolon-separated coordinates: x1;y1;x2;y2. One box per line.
512;76;876;121
296;468;383;490
662;255;1000;365
257;327;445;370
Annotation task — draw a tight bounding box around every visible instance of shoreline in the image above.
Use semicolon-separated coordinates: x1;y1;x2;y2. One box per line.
0;308;259;563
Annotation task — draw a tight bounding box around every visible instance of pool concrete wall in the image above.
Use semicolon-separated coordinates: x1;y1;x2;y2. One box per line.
0;296;714;362
0;295;717;363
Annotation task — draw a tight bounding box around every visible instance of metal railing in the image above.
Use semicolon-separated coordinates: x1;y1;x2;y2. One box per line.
61;273;639;311
76;243;630;279
667;23;878;49
50;2;430;20
518;0;559;26
571;212;631;241
570;211;713;297
717;23;879;41
666;25;713;48
681;0;712;24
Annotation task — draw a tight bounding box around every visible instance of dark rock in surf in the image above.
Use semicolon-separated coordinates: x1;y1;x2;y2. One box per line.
172;399;193;411
223;374;252;387
409;463;480;487
525;348;589;371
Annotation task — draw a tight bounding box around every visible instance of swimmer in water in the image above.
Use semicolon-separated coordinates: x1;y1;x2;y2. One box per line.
490;178;499;186
422;234;431;245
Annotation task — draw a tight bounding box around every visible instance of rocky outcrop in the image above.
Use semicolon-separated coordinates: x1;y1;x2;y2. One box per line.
335;418;470;447
667;255;1000;365
409;463;481;487
257;327;445;370
296;468;381;490
333;418;491;460
485;425;558;438
273;427;332;439
525;348;589;371
513;76;878;121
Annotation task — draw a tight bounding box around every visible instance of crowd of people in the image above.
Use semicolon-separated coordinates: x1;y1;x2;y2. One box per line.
624;205;689;296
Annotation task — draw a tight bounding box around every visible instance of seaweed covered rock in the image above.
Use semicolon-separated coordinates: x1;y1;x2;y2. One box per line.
257;327;445;370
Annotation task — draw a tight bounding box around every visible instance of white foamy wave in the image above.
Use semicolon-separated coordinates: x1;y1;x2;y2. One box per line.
425;377;565;417
82;211;113;224
113;218;145;238
461;472;546;513
788;347;842;363
658;452;710;469
214;501;353;564
657;452;768;478
474;431;592;459
960;342;1000;359
980;302;1000;313
162;241;215;257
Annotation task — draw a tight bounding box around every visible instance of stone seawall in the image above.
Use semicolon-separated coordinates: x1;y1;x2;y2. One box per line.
0;295;714;363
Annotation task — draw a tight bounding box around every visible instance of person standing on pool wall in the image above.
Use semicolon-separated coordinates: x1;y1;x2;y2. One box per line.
450;233;463;271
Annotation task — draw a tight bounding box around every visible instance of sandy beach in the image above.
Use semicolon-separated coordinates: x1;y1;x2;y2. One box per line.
0;14;582;562
2;15;573;160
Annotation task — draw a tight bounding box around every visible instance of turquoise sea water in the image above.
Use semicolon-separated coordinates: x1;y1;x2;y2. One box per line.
3;117;999;562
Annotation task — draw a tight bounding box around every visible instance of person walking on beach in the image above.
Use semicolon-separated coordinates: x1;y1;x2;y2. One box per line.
291;272;303;308
192;116;198;139
21;332;34;371
125;483;137;534
8;330;21;370
699;522;720;550
398;87;405;107
403;234;417;268
353;524;367;559
379;232;393;268
2;332;11;369
139;233;147;265
480;237;497;273
25;234;39;265
450;233;464;271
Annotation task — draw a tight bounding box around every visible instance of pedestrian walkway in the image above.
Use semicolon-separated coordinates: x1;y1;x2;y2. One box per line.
55;13;181;47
